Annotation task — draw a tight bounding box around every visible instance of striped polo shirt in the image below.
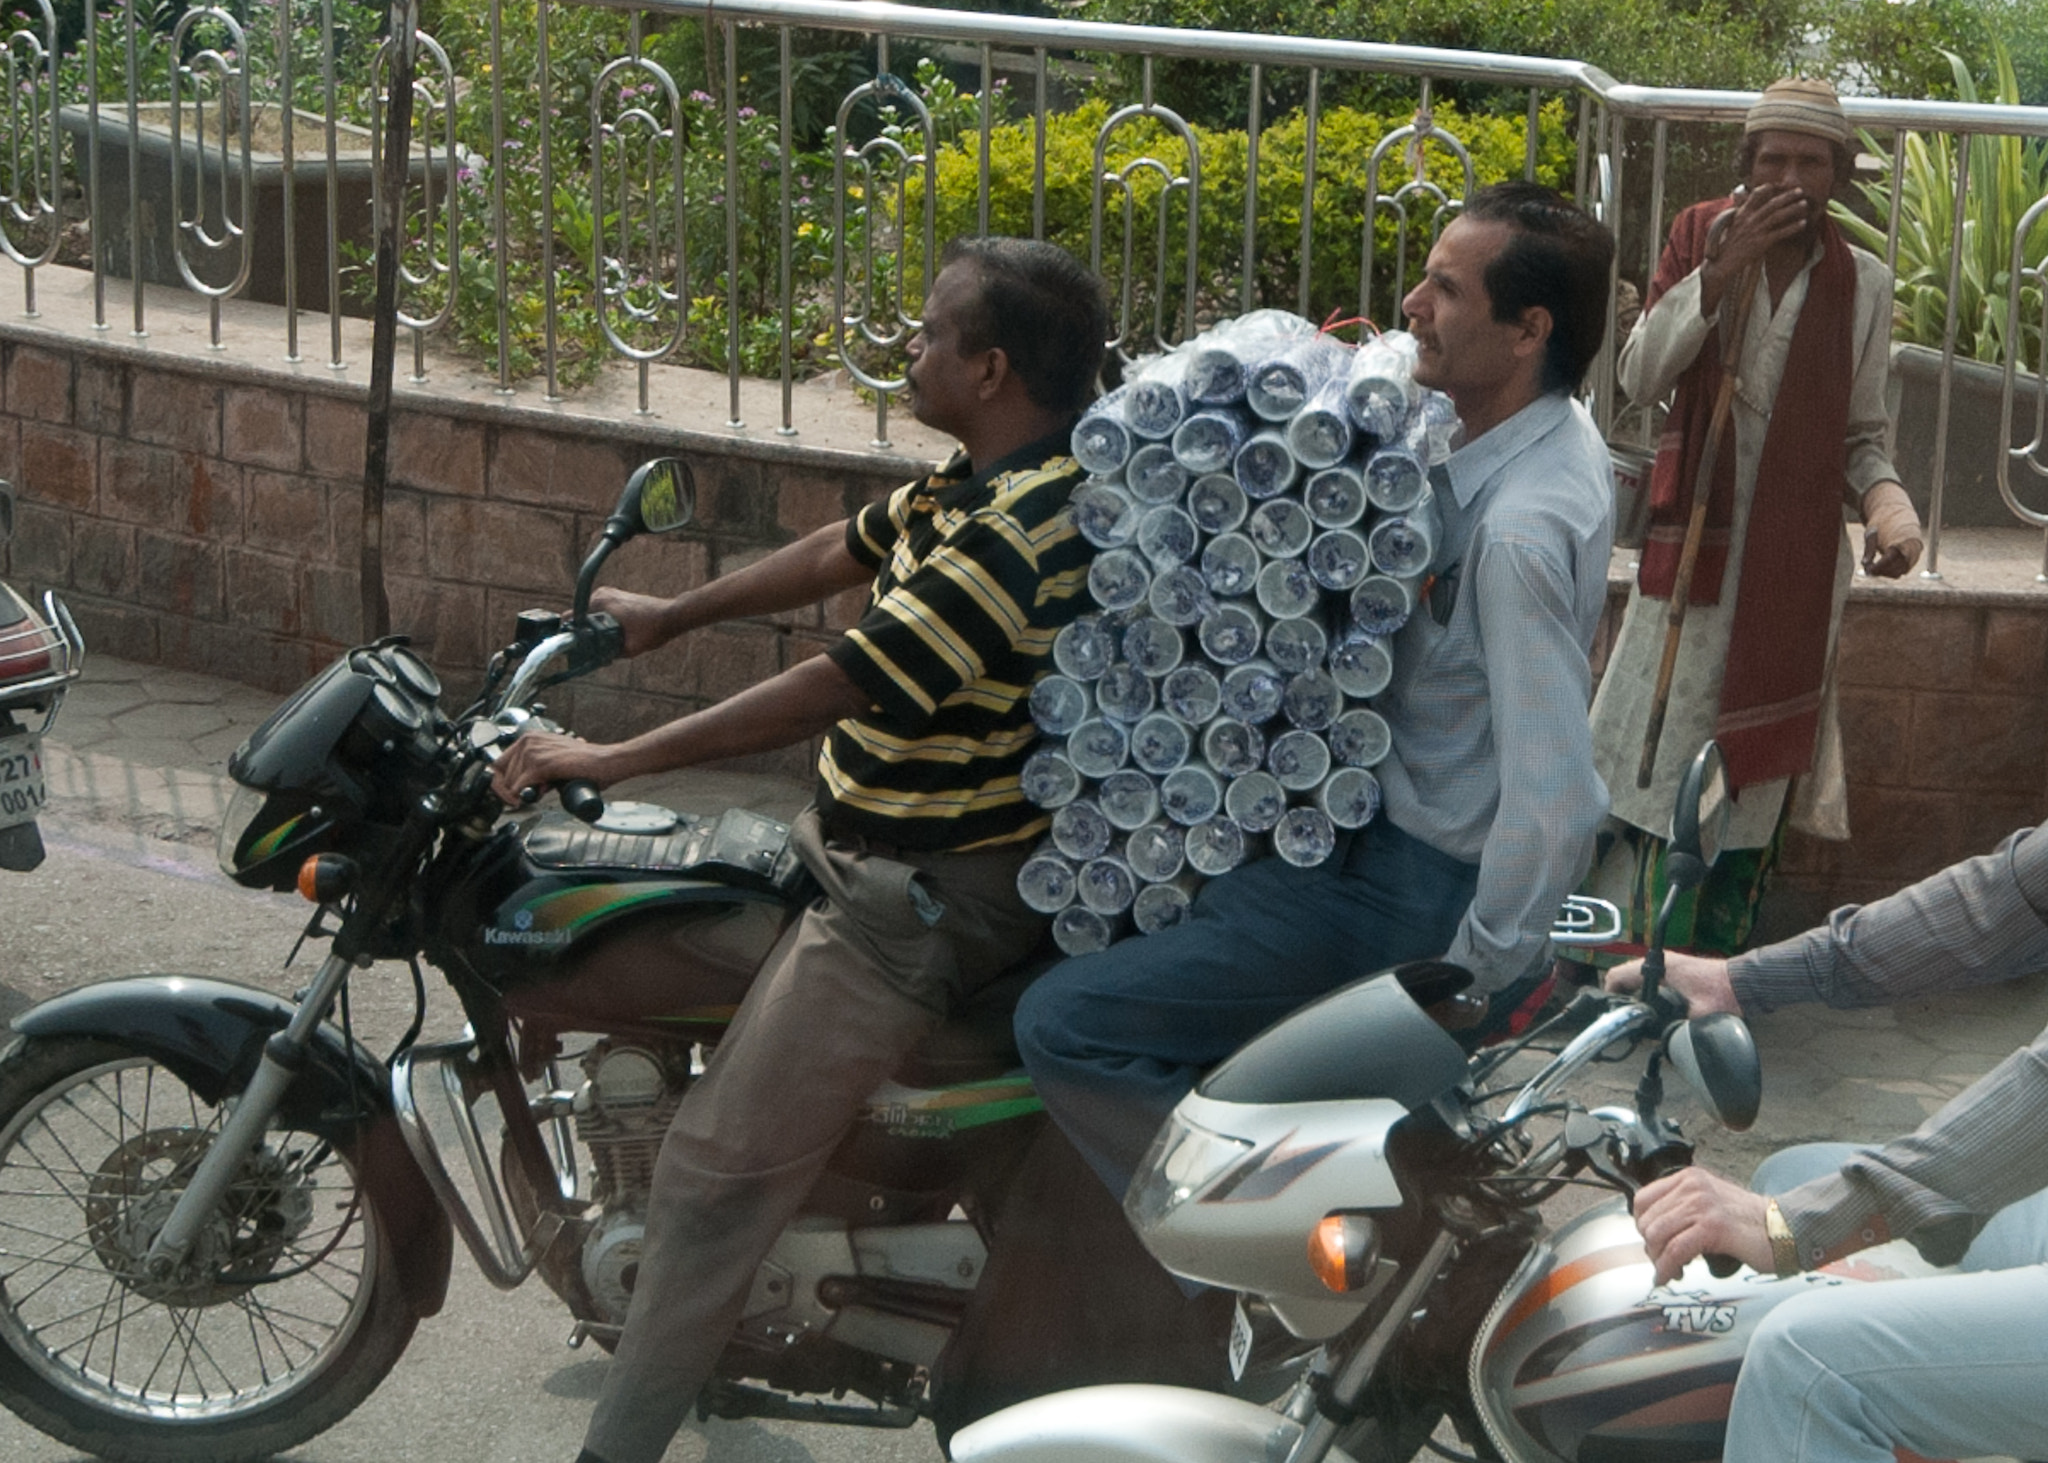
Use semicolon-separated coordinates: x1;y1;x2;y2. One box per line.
819;431;1091;852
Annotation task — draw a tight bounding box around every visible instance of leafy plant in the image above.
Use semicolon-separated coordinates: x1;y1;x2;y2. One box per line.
1832;45;2048;367
897;96;1572;350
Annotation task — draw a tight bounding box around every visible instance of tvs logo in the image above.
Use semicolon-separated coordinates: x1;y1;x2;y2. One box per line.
1659;1303;1737;1334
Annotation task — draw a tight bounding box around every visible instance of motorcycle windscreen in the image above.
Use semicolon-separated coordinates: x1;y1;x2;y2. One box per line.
1196;969;1466;1110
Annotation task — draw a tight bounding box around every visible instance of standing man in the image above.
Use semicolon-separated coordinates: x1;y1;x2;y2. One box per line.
1628;825;2048;1463
1583;79;1924;959
1015;182;1618;1200
491;236;1111;1463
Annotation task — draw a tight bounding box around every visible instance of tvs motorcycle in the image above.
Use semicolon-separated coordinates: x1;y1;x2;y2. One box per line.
0;458;1090;1461
951;743;1950;1463
0;477;85;872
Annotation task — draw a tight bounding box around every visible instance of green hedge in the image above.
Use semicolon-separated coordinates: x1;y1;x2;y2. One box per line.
900;96;1572;347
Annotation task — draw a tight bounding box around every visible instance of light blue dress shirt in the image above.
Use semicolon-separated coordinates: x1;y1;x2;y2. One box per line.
1375;391;1614;991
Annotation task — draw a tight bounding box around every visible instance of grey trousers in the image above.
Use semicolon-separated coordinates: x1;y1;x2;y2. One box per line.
582;807;1042;1463
1723;1143;2048;1463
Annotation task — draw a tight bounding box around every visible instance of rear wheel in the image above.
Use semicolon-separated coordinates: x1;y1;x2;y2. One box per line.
0;1036;416;1462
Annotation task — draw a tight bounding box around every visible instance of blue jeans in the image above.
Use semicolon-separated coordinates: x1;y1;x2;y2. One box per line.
1013;820;1483;1201
1725;1143;2048;1463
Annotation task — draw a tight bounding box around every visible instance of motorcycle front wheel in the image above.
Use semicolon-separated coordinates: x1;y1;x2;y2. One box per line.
0;1036;417;1463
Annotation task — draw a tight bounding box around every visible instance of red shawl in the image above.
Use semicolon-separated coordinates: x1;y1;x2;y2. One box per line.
1636;197;1855;791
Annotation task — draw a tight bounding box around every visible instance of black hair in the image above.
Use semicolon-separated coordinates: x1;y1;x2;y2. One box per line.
1459;182;1617;396
939;236;1110;416
1736;132;1855;193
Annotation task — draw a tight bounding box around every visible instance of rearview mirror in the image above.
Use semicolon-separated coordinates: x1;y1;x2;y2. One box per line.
618;458;696;537
1665;1013;1761;1131
625;458;695;535
573;459;698;625
1665;741;1730;894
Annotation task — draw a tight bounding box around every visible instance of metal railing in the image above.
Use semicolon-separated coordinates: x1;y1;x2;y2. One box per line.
6;0;2048;566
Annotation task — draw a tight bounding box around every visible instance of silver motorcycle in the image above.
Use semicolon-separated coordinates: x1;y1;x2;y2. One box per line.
953;743;1948;1463
0;478;85;872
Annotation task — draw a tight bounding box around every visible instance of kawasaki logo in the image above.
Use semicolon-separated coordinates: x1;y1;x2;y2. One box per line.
484;927;572;946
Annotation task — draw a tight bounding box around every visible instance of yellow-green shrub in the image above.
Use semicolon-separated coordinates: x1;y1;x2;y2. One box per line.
903;97;1573;340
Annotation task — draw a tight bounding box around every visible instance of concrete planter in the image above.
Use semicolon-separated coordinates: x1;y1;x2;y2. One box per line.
1888;341;2048;528
59;102;440;315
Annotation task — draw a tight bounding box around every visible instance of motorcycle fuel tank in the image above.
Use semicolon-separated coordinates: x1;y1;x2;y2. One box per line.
435;803;804;1036
1469;1198;1946;1463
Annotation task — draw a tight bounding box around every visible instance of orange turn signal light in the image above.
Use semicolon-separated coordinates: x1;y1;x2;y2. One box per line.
298;853;359;904
1308;1213;1382;1294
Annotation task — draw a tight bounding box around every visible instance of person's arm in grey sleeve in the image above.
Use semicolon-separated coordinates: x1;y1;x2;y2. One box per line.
1441;534;1607;992
1729;826;2048;1014
1774;1019;2048;1267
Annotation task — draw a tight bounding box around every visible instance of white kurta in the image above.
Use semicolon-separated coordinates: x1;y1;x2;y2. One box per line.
1592;239;1898;847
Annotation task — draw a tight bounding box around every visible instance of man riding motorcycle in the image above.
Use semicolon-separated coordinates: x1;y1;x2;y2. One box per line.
1618;826;2048;1463
490;235;1111;1463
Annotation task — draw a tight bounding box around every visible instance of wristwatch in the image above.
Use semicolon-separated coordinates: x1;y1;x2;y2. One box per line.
1764;1199;1801;1277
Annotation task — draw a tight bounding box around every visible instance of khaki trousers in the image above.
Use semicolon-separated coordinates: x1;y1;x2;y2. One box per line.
583;806;1041;1463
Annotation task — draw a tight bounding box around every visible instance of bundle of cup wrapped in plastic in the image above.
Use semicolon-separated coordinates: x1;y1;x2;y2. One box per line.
1017;309;1459;956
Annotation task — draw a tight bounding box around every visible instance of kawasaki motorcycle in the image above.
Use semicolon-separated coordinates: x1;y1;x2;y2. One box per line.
952;743;1951;1463
0;477;85;872
0;459;1082;1462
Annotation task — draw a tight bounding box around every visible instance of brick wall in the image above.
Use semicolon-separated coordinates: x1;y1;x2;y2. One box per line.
1589;584;2048;932
0;337;914;782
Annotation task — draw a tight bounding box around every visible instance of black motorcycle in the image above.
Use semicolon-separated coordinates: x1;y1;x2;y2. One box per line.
0;459;1075;1462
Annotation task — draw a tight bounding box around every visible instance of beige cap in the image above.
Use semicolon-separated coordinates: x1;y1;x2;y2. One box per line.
1745;77;1852;145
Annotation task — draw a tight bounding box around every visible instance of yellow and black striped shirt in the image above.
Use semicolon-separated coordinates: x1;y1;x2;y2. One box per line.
820;432;1091;852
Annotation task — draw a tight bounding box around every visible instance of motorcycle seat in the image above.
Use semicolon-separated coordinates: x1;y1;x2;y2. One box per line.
895;945;1059;1089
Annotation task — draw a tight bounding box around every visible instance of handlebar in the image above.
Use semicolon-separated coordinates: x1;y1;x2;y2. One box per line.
559;780;605;823
1500;1000;1658;1123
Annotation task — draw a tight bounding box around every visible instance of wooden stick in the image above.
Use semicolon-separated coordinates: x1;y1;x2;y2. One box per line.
1636;253;1764;789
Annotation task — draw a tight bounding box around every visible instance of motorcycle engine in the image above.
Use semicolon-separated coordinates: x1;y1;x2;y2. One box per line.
574;1043;689;1325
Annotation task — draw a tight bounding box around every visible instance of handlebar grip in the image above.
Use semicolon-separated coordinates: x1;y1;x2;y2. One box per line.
1704;1252;1742;1279
560;780;606;824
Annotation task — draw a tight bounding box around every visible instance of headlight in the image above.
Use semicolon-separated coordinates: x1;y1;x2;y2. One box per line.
217;784;273;878
1123;1110;1255;1234
216;783;341;889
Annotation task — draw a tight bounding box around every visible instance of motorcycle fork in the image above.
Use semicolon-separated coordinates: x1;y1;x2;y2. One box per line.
142;944;364;1275
1282;1228;1460;1463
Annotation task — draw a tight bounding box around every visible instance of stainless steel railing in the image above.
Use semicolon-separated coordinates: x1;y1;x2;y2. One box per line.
6;0;2048;561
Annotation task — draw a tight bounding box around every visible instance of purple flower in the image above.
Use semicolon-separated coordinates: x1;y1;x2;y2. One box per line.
737;106;757;120
690;90;713;104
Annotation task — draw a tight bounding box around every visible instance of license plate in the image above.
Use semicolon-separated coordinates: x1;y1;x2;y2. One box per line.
0;731;47;831
1228;1295;1253;1381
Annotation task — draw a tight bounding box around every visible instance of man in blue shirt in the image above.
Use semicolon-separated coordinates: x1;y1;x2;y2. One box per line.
1015;182;1618;1200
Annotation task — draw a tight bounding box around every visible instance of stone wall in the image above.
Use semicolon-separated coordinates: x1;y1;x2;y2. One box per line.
0;333;919;782
1589;580;2048;934
2;320;2044;908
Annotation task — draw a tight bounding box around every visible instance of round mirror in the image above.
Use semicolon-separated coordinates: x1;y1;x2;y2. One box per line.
1666;741;1730;892
626;458;695;536
1665;1012;1762;1131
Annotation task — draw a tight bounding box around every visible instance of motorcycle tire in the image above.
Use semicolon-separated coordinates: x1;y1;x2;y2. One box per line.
0;1035;417;1463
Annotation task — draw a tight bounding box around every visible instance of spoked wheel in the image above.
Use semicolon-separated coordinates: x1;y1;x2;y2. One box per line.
0;1036;416;1462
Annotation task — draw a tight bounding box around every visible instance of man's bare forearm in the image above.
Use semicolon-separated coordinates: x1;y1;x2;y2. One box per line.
600;653;873;783
656;521;876;644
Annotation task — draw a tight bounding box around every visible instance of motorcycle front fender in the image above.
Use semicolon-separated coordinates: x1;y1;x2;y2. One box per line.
950;1384;1357;1463
10;974;454;1319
